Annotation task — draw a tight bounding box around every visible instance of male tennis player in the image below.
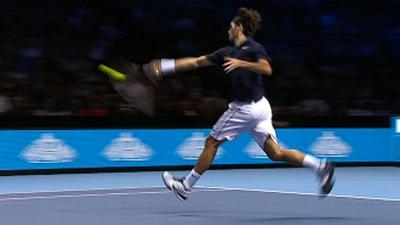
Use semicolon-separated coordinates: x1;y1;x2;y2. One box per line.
101;7;335;201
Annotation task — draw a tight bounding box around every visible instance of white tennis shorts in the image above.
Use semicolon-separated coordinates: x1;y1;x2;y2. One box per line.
211;97;277;148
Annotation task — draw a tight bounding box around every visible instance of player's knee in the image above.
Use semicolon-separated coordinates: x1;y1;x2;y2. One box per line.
264;146;284;161
205;136;221;150
263;138;285;161
268;150;284;161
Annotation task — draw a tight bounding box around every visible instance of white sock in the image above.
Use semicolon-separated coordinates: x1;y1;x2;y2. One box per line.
302;155;323;174
183;169;201;190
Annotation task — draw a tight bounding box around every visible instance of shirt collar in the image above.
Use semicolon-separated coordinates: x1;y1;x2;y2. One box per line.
234;36;253;48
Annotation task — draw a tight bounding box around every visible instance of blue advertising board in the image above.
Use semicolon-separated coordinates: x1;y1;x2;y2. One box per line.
0;127;394;171
391;117;400;162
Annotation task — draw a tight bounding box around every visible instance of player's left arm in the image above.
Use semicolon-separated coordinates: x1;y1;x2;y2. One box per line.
223;57;273;76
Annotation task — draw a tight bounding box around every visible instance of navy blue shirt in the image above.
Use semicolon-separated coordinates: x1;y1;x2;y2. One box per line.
207;37;271;102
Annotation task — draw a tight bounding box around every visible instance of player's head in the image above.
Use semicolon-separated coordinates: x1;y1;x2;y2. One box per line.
228;7;262;41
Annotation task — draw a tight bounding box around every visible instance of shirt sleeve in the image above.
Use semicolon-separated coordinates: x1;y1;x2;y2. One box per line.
255;45;272;62
206;47;231;66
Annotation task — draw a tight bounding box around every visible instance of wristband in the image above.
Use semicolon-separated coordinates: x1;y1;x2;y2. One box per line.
160;58;176;75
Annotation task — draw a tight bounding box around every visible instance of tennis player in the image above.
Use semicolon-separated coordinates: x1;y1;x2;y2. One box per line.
101;7;335;201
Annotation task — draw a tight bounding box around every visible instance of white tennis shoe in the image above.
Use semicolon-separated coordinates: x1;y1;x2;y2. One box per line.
319;160;335;197
162;171;190;201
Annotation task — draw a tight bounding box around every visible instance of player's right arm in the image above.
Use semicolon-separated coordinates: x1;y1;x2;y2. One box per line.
142;49;226;84
98;48;228;84
99;46;230;84
174;56;214;73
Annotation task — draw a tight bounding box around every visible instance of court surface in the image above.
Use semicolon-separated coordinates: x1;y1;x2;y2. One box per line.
0;167;399;225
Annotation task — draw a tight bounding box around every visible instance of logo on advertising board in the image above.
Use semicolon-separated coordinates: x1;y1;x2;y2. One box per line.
21;133;78;163
309;131;352;157
102;133;153;161
177;132;224;160
245;140;289;159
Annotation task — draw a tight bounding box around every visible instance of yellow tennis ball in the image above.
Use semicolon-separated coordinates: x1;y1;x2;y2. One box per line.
98;64;127;81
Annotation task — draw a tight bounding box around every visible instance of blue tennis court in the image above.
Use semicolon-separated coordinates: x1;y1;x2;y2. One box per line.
0;167;398;225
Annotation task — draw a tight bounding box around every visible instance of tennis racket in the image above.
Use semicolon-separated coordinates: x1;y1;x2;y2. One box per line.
99;60;154;117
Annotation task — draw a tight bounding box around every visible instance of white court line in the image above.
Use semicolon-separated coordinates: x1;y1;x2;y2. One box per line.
197;186;400;202
0;186;165;196
0;186;399;203
0;190;169;202
0;187;226;202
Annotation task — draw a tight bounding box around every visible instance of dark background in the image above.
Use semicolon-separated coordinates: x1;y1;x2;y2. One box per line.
0;0;399;128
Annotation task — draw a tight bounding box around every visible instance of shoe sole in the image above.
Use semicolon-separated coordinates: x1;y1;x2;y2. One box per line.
173;188;187;201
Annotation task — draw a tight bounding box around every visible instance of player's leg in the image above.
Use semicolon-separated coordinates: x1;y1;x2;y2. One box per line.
251;125;335;195
261;137;335;196
263;137;305;165
193;136;225;175
162;136;224;201
162;102;250;201
249;98;335;195
262;135;320;171
250;118;316;168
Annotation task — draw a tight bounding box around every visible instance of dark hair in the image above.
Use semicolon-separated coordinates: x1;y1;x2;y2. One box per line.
232;7;262;36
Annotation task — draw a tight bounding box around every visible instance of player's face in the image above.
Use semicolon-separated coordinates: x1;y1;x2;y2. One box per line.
228;21;240;41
